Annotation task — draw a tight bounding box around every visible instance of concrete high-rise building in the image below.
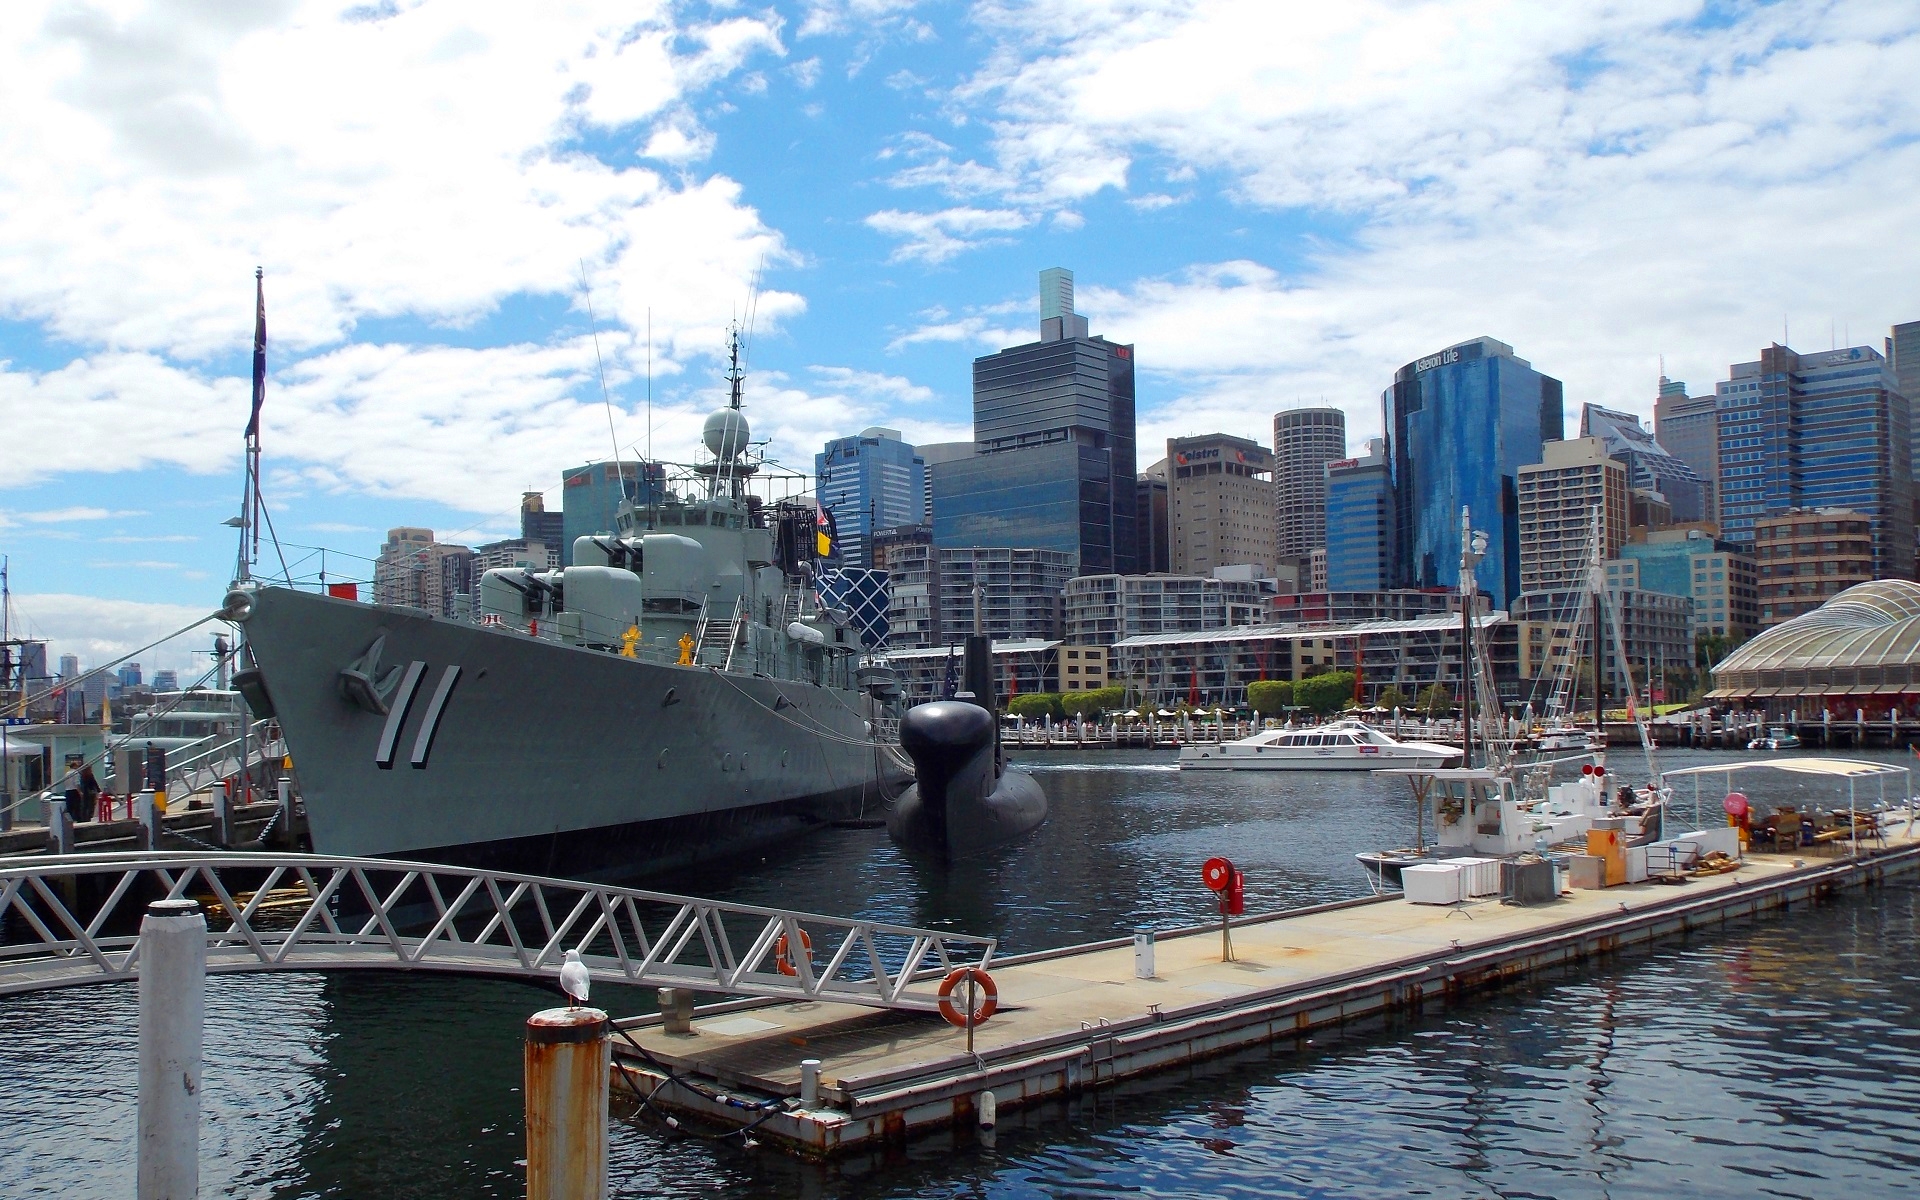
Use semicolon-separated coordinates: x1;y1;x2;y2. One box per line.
1516;437;1630;594
520;491;564;554
1273;407;1346;562
473;538;554;573
1754;508;1876;627
1579;403;1707;525
815;427;927;569
1167;434;1276;577
57;654;79;683
1324;438;1396;592
1713;343;1914;580
881;544;1074;649
372;527;474;617
560;460;664;566
1610;529;1758;641
1652;378;1719;526
1063;572;1271;646
1384;336;1564;608
934;269;1137;574
151;668;179;691
1136;460;1170;574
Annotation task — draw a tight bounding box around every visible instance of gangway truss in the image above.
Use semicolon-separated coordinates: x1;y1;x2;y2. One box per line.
0;851;994;1010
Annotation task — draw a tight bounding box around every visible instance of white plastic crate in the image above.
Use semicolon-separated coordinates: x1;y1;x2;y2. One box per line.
1441;856;1500;897
1402;862;1464;905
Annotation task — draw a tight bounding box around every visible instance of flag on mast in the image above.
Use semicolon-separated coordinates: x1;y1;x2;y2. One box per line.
245;267;266;439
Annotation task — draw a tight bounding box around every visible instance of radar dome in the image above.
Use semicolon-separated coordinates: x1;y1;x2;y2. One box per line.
703;409;750;461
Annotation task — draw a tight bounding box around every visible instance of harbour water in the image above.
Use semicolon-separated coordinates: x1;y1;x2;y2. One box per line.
3;747;1917;1197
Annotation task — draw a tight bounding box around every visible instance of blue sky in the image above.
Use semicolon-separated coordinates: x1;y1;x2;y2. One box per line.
2;0;1917;674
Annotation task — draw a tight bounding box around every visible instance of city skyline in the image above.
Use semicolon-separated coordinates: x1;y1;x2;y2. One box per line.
2;1;1917;674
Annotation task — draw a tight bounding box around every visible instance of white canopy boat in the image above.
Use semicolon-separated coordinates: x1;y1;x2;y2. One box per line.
1178;719;1462;772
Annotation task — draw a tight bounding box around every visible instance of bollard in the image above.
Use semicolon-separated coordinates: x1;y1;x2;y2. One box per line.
138;789;160;849
138;898;206;1200
799;1058;821;1108
45;798;73;855
525;1006;610;1200
1133;928;1156;979
276;777;293;842
658;987;696;1035
211;782;232;848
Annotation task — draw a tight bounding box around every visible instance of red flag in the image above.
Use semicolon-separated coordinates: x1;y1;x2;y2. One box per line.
327;582;359;601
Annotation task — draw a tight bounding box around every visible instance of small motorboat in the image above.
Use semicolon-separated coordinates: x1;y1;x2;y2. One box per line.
1179;719;1461;771
1533;723;1604;752
1747;726;1802;751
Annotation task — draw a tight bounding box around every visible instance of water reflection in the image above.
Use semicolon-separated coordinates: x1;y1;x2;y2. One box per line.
1;747;1917;1197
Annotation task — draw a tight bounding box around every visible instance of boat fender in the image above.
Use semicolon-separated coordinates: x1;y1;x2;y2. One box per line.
937;967;998;1028
775;929;813;976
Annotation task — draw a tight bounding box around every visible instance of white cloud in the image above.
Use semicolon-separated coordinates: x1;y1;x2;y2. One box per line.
16;506;150;524
864;206;1031;263
0;1;789;357
808;365;936;405
798;0;928;40
8;592;222;677
916;0;1920;443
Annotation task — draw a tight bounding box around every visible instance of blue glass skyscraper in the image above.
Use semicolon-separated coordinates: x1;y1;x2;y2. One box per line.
1383;337;1563;607
561;460;665;565
934;269;1138;574
1324;439;1395;591
1714;342;1914;578
815;427;927;569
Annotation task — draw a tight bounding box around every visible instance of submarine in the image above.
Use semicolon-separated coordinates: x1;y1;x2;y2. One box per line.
887;632;1048;860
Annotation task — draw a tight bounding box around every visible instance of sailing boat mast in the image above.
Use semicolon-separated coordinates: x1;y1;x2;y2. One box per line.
1456;507;1489;768
1587;506;1604;732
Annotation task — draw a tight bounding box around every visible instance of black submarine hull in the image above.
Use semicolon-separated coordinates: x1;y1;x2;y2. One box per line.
887;700;1047;861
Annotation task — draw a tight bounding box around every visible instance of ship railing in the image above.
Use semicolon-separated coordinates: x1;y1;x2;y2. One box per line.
0;851;997;1010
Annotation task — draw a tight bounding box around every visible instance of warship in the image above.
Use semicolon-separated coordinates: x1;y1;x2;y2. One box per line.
225;339;908;878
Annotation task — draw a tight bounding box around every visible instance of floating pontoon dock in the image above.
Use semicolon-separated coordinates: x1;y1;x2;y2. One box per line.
614;826;1920;1158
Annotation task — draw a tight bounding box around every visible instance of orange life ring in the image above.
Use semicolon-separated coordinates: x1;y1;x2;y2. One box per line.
775;929;813;976
937;966;998;1028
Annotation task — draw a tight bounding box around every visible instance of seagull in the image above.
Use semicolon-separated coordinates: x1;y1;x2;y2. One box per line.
560;948;591;1008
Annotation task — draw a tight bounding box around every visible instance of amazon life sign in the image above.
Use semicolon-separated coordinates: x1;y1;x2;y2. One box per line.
1414;347;1461;374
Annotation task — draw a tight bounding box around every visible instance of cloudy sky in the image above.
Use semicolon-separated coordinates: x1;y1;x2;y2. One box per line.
2;0;1916;675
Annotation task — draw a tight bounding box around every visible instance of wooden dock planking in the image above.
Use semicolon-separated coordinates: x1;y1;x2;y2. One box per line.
614;827;1920;1157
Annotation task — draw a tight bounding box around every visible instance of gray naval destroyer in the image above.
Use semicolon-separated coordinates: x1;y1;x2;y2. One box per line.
227;354;907;879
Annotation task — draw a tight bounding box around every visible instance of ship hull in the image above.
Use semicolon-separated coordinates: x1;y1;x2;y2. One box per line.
238;587;902;878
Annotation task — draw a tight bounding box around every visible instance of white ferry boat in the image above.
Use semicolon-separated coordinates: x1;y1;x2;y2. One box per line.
1177;720;1461;772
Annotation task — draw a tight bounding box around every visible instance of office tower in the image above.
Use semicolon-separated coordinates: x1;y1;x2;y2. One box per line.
473;538;554;573
1754;508;1875;626
520;492;564;556
151;669;179;691
1611;529;1759;640
1167;433;1277;576
934;269;1137;574
1324;438;1396;591
117;663;142;689
372;528;475;617
1579;403;1707;525
1384;336;1563;607
560;460;664;566
1516;438;1630;593
1136;460;1170;574
916;441;974;528
1652;378;1718;525
57;654;79;683
815;427;927;569
1273;407;1346;561
1713;343;1914;579
1890;321;1920;482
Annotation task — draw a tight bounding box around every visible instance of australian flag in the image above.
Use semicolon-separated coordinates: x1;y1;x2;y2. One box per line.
245;267;266;440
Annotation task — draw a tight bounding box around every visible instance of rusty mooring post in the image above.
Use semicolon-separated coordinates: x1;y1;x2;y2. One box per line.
525;1006;610;1200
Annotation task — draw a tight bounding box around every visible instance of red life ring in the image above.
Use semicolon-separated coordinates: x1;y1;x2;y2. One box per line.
937;966;998;1027
775;929;813;976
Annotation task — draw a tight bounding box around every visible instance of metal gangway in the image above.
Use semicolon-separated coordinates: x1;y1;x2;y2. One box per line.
0;851;994;1011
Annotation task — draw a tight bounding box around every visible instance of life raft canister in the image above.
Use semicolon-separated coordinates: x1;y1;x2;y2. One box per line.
937;966;998;1028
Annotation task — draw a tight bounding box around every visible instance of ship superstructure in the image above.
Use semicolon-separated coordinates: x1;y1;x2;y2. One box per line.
228;333;906;878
